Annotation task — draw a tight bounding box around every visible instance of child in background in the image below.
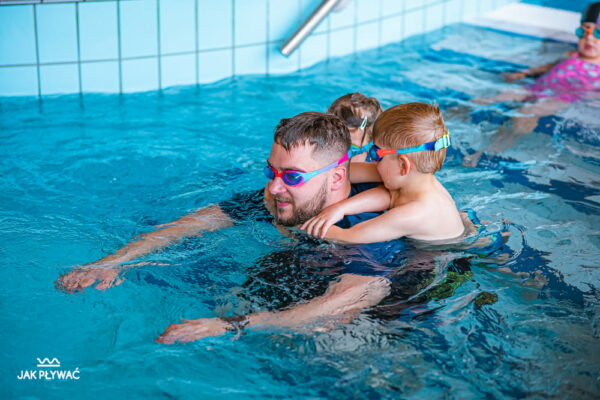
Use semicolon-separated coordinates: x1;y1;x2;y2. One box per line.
328;93;383;162
465;2;600;166
301;102;464;244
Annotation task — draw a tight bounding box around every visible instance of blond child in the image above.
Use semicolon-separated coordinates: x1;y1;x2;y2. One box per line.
301;102;464;244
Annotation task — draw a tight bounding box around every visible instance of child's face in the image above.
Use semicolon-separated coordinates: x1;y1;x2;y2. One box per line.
374;143;405;190
578;22;600;60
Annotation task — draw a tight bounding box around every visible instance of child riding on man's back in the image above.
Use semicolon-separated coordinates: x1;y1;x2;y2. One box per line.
301;102;464;244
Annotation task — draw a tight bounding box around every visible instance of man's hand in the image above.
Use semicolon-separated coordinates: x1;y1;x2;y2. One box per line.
300;204;345;238
156;318;231;344
55;264;124;293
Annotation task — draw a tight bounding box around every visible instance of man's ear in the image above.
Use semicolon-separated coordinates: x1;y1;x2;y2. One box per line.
398;155;411;176
331;164;348;190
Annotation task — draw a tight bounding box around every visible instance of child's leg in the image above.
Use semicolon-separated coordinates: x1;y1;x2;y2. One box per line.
488;98;566;152
463;98;567;166
472;90;531;105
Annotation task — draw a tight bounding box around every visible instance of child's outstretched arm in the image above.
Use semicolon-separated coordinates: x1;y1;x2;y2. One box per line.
503;52;572;82
300;186;390;238
349;162;381;183
322;203;422;244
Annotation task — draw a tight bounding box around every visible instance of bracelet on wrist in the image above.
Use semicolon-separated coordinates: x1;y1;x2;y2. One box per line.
221;315;250;333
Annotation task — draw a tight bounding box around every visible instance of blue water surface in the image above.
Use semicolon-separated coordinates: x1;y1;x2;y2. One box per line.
1;24;599;399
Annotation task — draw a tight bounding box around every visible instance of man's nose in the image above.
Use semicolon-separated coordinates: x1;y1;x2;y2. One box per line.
268;176;287;195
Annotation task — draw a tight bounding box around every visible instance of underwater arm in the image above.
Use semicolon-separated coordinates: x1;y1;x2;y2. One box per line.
156;273;392;343
56;205;234;292
503;60;559;82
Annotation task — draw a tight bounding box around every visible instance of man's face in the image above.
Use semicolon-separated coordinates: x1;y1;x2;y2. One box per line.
266;142;332;226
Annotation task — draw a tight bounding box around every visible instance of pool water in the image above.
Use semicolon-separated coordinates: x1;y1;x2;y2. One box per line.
1;24;599;399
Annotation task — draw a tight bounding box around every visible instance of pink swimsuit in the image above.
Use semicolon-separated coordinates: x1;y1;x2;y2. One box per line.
528;53;600;103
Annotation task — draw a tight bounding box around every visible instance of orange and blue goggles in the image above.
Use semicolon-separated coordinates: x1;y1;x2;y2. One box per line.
264;153;350;186
367;133;451;162
575;26;600;39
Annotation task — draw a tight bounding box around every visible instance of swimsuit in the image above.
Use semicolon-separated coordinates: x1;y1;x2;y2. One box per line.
528;53;600;103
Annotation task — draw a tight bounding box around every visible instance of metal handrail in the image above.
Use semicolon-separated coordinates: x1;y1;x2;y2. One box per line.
280;0;340;57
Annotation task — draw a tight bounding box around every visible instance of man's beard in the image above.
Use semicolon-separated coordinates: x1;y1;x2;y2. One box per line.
273;183;328;227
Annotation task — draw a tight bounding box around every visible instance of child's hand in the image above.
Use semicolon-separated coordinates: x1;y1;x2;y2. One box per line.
300;205;345;238
502;71;527;82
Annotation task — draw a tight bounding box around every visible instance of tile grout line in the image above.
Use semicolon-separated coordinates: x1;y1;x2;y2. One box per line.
401;0;406;46
377;0;382;51
326;14;331;63
422;1;427;45
116;0;123;95
297;0;301;70
75;2;83;97
265;0;269;77
352;0;357;58
194;0;199;88
156;0;162;92
32;4;42;100
231;0;235;79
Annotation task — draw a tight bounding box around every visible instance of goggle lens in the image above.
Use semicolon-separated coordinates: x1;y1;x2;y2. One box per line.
575;26;600;39
368;145;383;162
263;166;275;180
263;166;305;186
282;172;304;186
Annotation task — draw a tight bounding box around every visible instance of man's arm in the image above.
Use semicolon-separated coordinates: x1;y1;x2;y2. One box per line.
56;204;234;292
156;273;392;344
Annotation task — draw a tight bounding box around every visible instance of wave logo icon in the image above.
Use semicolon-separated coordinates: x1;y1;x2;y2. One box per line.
36;358;60;368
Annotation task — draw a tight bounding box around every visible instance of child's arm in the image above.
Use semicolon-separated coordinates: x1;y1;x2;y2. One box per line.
503;54;568;82
349;162;381;183
322;203;421;244
300;186;391;238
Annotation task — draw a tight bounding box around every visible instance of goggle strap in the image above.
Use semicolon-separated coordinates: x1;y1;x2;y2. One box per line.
434;133;451;151
375;131;451;157
347;141;374;158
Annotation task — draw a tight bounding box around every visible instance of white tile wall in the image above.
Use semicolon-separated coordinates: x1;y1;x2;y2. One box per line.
0;0;519;98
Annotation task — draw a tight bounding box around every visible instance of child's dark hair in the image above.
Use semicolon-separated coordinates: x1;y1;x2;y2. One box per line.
327;93;382;144
373;102;448;173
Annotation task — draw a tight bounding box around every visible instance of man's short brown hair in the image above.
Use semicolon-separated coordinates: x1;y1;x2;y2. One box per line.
273;112;351;163
373;102;448;173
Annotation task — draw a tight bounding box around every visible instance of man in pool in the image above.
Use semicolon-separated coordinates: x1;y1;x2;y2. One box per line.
57;112;393;343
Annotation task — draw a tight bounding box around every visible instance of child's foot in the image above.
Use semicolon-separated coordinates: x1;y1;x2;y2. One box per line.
463;151;483;167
